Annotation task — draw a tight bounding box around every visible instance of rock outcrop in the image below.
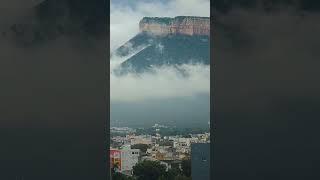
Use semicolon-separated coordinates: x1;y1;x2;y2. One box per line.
139;16;210;36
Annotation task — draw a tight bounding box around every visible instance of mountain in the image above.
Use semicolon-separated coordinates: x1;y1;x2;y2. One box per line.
112;16;210;74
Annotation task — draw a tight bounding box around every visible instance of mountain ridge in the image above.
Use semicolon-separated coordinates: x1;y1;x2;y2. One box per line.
139;16;210;36
112;16;210;74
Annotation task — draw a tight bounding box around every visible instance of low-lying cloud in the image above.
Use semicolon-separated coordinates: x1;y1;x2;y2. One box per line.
110;55;210;102
110;0;210;103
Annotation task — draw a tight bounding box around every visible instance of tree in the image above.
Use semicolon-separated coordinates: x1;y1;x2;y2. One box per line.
165;167;181;180
131;144;150;154
112;172;133;180
174;175;192;180
111;163;134;180
181;159;191;177
157;175;167;180
182;134;192;138
132;160;166;180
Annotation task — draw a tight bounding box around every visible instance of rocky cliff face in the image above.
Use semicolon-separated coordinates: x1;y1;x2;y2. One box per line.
139;16;210;36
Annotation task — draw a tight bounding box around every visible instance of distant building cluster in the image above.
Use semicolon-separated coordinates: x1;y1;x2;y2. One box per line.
111;127;136;134
152;123;168;128
110;124;210;176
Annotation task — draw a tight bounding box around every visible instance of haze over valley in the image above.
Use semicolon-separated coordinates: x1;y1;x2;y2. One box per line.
110;0;210;128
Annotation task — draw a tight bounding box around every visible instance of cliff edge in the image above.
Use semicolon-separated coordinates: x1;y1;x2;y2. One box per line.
139;16;210;36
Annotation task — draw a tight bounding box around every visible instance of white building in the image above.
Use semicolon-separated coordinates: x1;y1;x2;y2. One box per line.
120;148;140;174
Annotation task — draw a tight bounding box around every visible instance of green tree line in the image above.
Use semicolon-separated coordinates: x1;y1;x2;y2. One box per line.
112;159;192;180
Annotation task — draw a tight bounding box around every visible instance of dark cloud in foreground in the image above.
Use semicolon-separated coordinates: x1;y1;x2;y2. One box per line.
0;0;108;179
214;0;320;13
213;1;320;179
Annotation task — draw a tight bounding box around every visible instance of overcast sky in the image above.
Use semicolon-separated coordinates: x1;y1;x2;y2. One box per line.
110;0;210;103
110;0;210;126
110;0;210;51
